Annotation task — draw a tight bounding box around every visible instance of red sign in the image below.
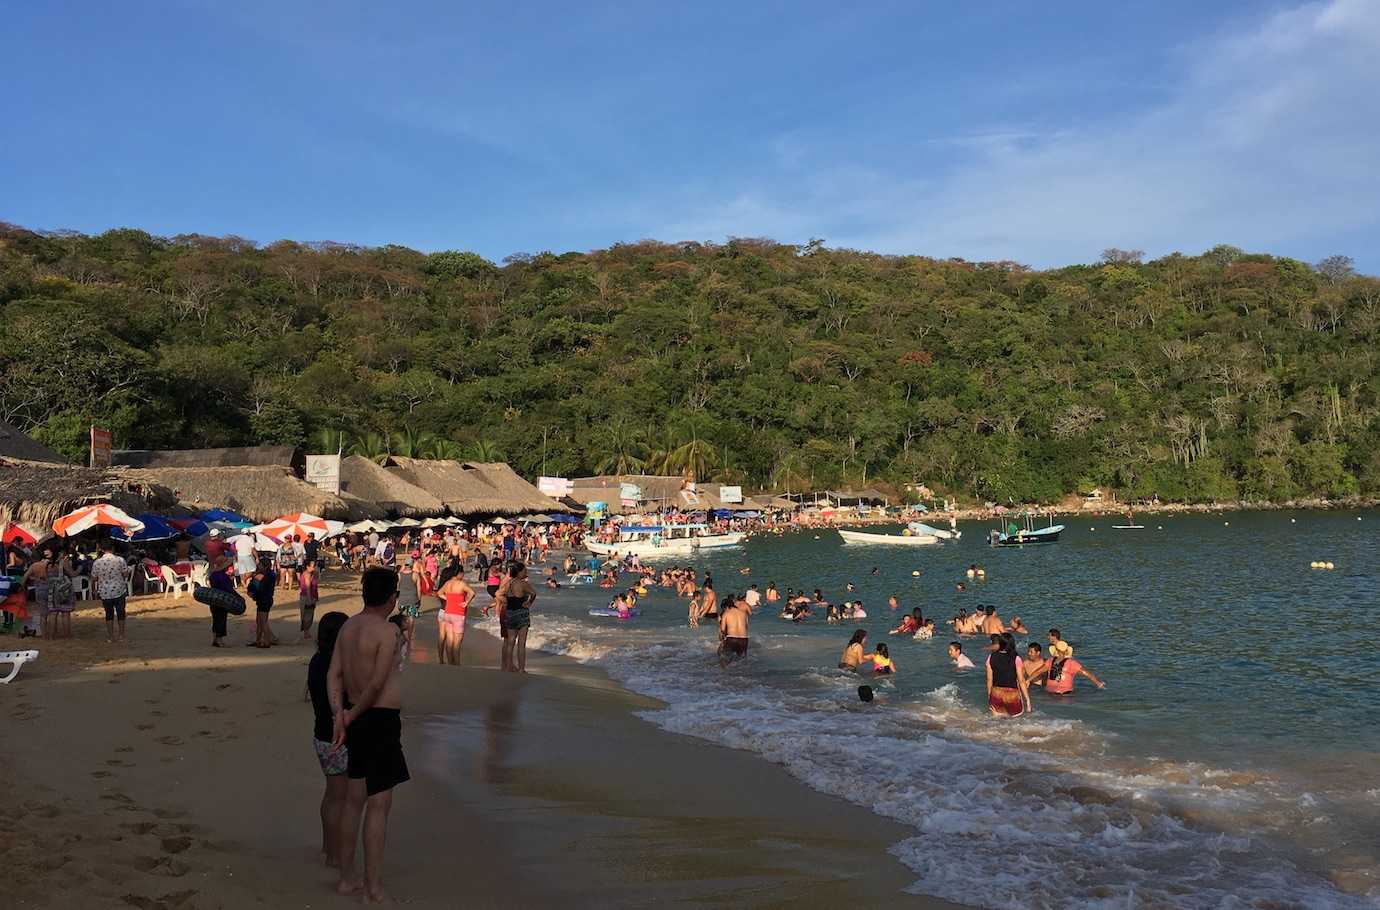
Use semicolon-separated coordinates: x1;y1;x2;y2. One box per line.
90;426;112;468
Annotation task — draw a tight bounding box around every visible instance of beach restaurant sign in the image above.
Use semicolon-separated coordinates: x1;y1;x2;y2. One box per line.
305;454;341;494
89;426;112;468
538;476;574;497
719;485;743;503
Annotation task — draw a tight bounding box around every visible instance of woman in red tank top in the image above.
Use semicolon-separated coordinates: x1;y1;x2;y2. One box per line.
436;563;475;665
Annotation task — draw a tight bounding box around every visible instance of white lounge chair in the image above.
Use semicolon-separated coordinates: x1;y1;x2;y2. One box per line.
160;566;193;598
0;649;38;684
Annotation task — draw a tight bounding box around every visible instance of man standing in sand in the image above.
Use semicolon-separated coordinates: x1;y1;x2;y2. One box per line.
718;594;750;666
328;567;409;903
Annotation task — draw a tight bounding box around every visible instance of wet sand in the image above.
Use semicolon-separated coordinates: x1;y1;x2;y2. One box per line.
0;575;963;909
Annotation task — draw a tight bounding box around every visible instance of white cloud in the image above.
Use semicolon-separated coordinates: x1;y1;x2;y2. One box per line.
650;0;1380;267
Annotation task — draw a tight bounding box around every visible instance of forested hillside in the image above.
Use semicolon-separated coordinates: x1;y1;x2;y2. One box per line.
2;224;1377;503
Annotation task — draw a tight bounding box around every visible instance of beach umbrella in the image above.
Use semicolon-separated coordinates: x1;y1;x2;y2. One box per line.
345;520;383;533
200;508;253;526
53;504;145;537
546;513;581;524
111;513;179;542
3;522;40;546
491;517;511;525
520;515;551;524
390;517;422;528
254;512;341;543
418;517;450;528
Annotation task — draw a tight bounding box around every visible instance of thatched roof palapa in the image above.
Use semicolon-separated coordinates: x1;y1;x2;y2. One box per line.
385;458;564;516
0;458;175;530
122;465;382;523
0;419;67;464
567;475;767;514
338;455;444;518
113;446;303;472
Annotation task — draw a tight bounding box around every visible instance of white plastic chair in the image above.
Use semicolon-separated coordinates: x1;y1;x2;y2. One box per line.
71;575;91;601
160;565;192;598
0;649;38;684
189;561;210;587
138;563;163;595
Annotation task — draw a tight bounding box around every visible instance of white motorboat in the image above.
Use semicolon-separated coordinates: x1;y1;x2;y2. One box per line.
586;523;745;558
907;521;961;540
838;529;939;546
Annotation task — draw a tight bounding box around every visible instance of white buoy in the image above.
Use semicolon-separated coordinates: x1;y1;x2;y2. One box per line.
1157;525;1163;530
911;570;920;577
1291;518;1296;523
1326;561;1335;570
1310;561;1320;569
1090;527;1096;532
1224;521;1230;526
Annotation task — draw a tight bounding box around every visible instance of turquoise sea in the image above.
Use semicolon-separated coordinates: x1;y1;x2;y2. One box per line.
513;510;1379;908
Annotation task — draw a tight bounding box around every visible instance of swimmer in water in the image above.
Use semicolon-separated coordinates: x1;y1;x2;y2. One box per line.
888;594;899;611
838;629;875;670
1023;642;1047;688
871;642;896;675
1030;634;1106;694
949;641;974;670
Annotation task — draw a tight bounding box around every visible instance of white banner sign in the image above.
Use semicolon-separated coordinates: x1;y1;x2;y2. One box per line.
619;482;642;501
305;454;341;494
538;476;574;496
719;485;743;503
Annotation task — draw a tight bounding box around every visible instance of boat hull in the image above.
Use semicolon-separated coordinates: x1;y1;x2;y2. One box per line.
992;526;1063;546
587;532;744;558
839;529;939;546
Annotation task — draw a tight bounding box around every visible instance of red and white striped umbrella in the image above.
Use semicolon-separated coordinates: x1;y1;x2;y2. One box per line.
52;504;145;537
253;512;342;542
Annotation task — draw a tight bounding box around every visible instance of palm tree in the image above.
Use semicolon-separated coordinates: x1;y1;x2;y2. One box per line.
391;427;424;459
665;437;717;481
421;435;463;460
464;438;505;462
594;418;647;475
349;431;390;465
311;427;347;454
772;451;809;493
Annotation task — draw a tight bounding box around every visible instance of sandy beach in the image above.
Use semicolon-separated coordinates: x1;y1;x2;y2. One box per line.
0;574;964;909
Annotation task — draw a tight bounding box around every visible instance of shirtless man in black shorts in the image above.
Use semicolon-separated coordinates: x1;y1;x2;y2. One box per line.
719;594;751;666
328;567;408;902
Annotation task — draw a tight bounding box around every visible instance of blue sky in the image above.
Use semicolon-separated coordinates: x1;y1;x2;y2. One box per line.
3;0;1378;270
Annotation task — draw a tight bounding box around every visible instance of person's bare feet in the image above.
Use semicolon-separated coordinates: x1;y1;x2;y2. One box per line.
336;878;363;896
365;886;392;904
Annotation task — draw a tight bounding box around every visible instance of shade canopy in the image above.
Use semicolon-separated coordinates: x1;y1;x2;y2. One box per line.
200;508;253;526
111;513;179;542
253;512;343;542
546;513;582;524
53;504;145;537
2;522;40;546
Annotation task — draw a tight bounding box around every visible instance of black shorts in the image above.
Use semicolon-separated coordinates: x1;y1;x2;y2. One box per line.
346;707;410;796
102;596;127;622
722;637;749;657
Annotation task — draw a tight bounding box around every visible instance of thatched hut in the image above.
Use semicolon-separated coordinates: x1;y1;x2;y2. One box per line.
385;458;564;517
338;455;444;518
122;465;382;523
113;446;303;473
0;458;175;530
567;474;764;514
0;419;66;464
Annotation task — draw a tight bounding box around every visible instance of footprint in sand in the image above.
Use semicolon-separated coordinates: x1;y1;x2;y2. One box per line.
106;759;131;767
133;855;189;877
155;736;183;746
122;822;158;835
214;683;238;691
194;705;224;715
152;808;187;820
116;746;134;753
144;699;160;705
91;771;113;779
160;836;192;854
122;889;200;910
136;723;156;731
150;710;167;718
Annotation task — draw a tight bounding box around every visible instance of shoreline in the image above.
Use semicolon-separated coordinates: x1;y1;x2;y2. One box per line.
0;577;965;909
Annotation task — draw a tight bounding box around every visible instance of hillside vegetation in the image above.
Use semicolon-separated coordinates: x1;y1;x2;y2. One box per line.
2;224;1378;503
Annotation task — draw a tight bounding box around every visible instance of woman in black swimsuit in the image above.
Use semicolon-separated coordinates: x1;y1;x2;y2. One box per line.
497;561;536;673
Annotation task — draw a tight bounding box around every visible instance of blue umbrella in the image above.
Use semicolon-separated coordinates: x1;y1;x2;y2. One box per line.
200;508;252;526
547;513;582;524
111;514;179;542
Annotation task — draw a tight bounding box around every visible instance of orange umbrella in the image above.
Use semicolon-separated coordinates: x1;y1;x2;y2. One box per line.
2;522;39;546
253;512;341;543
52;504;145;537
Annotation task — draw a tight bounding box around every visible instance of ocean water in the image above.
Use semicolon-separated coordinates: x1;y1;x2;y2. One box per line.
509;510;1380;908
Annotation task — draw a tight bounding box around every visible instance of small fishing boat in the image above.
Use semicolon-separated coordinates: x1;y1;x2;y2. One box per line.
838;529;939;546
989;511;1064;546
